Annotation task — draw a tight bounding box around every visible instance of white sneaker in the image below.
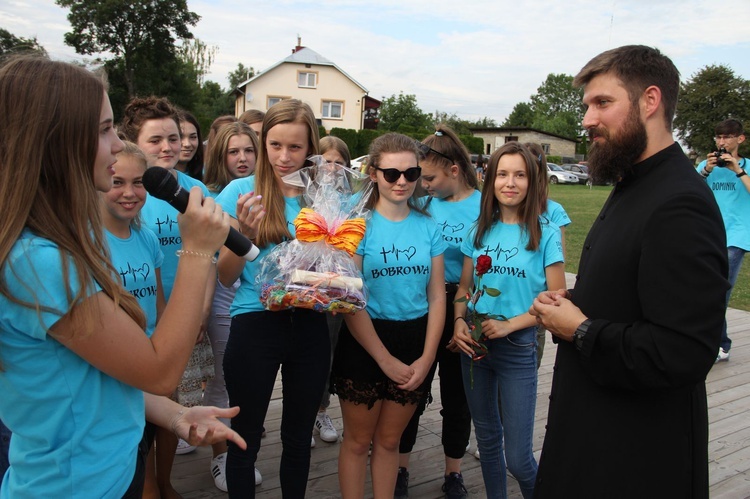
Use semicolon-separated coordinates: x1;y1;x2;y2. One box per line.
716;348;730;363
175;438;196;455
210;453;228;492
314;412;339;442
465;442;471;453
474;448;480;460
255;467;262;486
311;435;316;448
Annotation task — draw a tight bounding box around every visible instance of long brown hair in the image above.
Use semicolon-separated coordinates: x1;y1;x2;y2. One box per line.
204;121;258;192
523;142;550;214
422;124;478;190
474;142;546;251
254;99;319;247
0;56;145;337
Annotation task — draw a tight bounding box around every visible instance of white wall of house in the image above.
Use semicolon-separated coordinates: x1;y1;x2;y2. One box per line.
236;63;365;131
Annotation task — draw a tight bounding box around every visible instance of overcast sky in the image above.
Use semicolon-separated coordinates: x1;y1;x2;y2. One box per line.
3;0;750;124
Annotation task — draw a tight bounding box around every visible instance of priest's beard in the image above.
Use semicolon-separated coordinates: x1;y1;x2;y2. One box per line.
587;105;648;184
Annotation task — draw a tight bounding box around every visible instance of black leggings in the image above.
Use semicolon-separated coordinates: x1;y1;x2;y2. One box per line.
224;309;330;498
399;284;472;459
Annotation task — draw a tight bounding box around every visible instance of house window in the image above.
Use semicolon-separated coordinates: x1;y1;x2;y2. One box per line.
542;143;551;154
322;101;343;119
267;96;285;108
298;72;317;88
505;136;518;143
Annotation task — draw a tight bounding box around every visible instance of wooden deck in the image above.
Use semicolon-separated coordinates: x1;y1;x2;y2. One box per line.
173;277;750;498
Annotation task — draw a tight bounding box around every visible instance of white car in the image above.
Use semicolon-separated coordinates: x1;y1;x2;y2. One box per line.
350;155;369;173
547;163;580;184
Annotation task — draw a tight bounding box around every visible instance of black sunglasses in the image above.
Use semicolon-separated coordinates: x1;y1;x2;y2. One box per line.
375;166;422;183
415;141;453;163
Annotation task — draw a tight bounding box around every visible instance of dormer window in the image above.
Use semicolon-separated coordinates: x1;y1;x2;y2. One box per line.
298;71;317;88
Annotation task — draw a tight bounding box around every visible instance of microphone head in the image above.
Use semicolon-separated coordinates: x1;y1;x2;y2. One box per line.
143;167;178;202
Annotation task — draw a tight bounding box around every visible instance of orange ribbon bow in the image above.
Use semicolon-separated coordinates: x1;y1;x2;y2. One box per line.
294;208;366;256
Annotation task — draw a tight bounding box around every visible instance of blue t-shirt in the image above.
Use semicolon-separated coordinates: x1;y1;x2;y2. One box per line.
544;199;572;229
698;158;750;250
357;210;446;320
106;227;164;337
140;170;210;300
216;176;302;315
460;220;564;319
426;191;481;284
0;230;143;498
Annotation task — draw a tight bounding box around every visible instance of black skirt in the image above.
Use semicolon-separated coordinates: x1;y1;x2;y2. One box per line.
331;314;430;409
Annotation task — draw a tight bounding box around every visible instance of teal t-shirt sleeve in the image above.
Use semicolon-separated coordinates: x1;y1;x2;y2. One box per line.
216;176;256;219
429;217;448;257
4;238;100;338
545;200;572;228
541;222;565;267
143;227;164;269
460;226;477;258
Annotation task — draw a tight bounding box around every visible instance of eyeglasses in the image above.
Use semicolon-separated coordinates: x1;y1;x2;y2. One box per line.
415;141;454;163
715;135;737;141
374;166;422;183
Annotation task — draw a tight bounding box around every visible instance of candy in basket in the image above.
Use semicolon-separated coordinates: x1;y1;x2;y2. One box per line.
256;156;373;313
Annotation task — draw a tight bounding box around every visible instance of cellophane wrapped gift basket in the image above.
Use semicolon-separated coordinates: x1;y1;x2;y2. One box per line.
257;156;373;314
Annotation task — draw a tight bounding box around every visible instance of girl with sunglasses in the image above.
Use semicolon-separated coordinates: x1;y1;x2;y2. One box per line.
394;125;480;499
452;142;565;498
331;132;446;498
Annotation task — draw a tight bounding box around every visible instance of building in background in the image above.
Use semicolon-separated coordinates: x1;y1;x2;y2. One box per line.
233;37;380;132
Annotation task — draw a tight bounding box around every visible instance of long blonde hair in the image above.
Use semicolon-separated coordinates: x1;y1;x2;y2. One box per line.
253;99;319;247
0;56;146;337
204;122;258;192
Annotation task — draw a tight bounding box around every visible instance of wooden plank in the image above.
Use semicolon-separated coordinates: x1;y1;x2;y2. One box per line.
173;274;750;498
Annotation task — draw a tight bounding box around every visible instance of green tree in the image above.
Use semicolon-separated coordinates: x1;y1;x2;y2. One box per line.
377;92;432;133
529;73;583;138
472;116;498;128
192;80;233;133
0;28;47;57
228;63;256;90
178;38;216;86
674;64;750;157
56;0;200;98
503;102;534;127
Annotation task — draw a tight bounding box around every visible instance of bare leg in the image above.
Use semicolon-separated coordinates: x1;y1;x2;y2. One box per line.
338;399;381;499
155;427;181;499
142;443;160;499
371;401;418;499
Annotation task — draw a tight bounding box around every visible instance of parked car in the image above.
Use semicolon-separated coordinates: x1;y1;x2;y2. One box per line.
561;163;591;186
547;163;579;184
350;155;369;173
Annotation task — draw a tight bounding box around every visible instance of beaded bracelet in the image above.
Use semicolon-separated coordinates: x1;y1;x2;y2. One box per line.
175;249;217;264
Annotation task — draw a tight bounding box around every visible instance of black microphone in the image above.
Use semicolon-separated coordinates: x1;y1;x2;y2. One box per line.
142;166;260;262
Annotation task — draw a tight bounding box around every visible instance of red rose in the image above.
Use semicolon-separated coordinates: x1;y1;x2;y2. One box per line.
476;255;492;276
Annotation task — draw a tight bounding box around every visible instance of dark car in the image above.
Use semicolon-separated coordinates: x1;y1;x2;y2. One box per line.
561;164;591;186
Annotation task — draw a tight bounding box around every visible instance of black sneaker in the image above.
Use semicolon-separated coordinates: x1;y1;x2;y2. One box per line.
394;466;409;498
442;472;468;499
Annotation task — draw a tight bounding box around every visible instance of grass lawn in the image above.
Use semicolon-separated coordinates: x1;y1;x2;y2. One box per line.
549;183;750;312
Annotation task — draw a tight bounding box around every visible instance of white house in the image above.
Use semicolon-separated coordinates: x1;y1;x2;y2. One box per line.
234;39;380;132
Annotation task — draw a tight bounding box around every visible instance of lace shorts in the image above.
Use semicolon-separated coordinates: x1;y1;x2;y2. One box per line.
331;314;430;409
